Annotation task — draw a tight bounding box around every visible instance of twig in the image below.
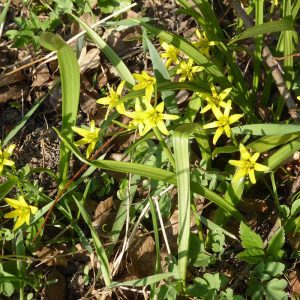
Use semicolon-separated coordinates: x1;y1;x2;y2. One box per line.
229;0;300;122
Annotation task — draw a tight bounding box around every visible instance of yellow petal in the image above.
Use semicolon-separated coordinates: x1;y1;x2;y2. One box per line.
162;113;179;120
4;144;16;156
30;206;38;214
14;215;26;231
211;106;223;120
157;120;169;135
224;124;232;137
203;121;219;129
5;198;22;209
72;127;90;138
229;160;246;168
156;101;164;113
233;168;248;181
219;88;232;101
19;196;28;207
254;163;269;172
224;101;232;117
200;104;212;114
250;152;260;163
117;80;126;95
213;127;224;144
4;210;20;219
248;169;256;184
239;144;251;161
96;97;112;105
3;159;14;167
228;114;243;124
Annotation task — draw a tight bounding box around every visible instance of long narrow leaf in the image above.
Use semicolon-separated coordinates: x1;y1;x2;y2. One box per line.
40;33;80;182
72;14;135;87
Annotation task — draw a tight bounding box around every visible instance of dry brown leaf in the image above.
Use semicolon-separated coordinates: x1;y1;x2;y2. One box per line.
35;245;69;267
92;196;119;238
31;64;50;87
127;230;156;278
290;271;300;297
0;83;28;103
45;270;66;300
78;47;101;73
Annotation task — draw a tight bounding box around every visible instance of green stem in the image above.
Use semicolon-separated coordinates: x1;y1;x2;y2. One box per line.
153;128;175;168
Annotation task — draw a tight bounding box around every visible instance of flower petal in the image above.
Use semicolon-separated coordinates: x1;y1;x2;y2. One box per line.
239;144;251;161
219;88;232;101
229;160;246;168
228;114;243;124
213;127;224;145
5;198;22;209
250;152;260;163
3;159;14;167
4;210;20;219
203;121;219;129
14;215;26;231
233;168;248;181
254;163;269;172
248;169;256;184
157;120;169;135
117;80;126;95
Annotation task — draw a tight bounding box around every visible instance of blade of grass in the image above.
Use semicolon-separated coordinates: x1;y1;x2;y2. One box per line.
229;17;294;44
72;14;135;87
2;97;45;147
75;199;111;286
40;33;80;183
252;0;264;94
0;0;10;38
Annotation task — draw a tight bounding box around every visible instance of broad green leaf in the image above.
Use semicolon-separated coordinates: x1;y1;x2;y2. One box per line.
173;124;194;282
239;222;264;250
248;133;299;153
236;248;265;264
265;278;288;300
229;18;294;44
72;14;135;87
231;124;300;136
75;199;111;286
40;32;80;182
109;272;174;287
266;228;285;261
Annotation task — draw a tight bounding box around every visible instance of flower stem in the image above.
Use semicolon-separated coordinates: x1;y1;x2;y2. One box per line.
153;128;176;168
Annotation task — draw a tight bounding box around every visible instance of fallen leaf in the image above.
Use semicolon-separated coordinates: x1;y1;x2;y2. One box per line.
78;47;101;73
45;270;66;300
289;271;300;297
31;64;50;87
35;245;69;267
127;230;156;278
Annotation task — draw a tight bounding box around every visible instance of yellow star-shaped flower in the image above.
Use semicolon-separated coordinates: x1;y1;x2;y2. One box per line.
97;80;126;119
193;29;217;58
72;120;100;158
203;100;243;145
160;41;180;68
4;195;38;231
176;59;204;82
200;83;232;114
133;71;156;101
125;100;179;136
0;144;16;175
229;144;269;184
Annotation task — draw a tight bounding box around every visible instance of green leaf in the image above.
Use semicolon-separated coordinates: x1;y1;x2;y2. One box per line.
256;262;285;279
109;272;174;287
239;222;264;250
236;248;265;264
0;180;16;201
231;124;300;136
229;18;294;44
71;14;135;87
265;278;288;300
40;32;80;182
75;199;111;286
173;124;194;282
266;228;285;260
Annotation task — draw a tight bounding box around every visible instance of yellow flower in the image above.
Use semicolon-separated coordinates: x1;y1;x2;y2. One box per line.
133;71;156;101
123;98;146;136
97;80;126;119
72;120;100;158
4;195;38;231
193;29;217;58
160;41;180;68
0;144;16;175
229;144;269;184
176;59;204;82
200;83;232;113
125;100;179;136
203;101;243;145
